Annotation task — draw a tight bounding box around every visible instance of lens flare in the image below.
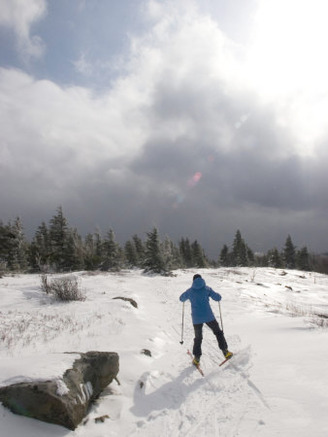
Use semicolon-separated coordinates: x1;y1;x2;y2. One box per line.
188;171;202;187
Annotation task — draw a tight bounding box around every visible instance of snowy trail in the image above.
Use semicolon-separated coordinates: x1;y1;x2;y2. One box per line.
1;268;328;436
113;272;270;437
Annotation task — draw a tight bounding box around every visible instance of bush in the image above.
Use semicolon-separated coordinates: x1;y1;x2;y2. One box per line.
40;275;85;302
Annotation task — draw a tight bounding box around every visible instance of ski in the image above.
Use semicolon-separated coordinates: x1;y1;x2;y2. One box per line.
219;353;233;367
187;350;204;376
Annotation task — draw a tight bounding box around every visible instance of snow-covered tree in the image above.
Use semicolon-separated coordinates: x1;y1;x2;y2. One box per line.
0;218;28;271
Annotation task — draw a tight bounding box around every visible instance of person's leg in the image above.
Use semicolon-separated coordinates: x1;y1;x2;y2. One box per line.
192;323;203;358
206;319;228;352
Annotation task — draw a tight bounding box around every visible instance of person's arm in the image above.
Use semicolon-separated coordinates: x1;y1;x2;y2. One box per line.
208;287;222;302
179;290;190;302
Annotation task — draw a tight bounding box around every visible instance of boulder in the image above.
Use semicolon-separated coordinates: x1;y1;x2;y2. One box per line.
0;351;119;430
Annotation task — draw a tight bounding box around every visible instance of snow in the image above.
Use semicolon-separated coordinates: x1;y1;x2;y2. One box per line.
0;267;328;436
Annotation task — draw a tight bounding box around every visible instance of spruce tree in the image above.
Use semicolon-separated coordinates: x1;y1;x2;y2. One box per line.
191;240;207;268
132;234;145;267
143;227;166;274
283;235;296;269
179;238;193;267
125;240;138;267
30;221;51;270
84;233;96;270
65;228;85;271
231;230;248;266
0;219;28;271
219;244;230;267
296;246;311;271
48;206;72;271
0;221;11;270
102;229;120;271
10;218;29;271
161;236;182;271
267;247;283;268
84;231;103;270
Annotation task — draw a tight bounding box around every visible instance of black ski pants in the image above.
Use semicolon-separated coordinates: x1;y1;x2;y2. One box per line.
193;319;227;358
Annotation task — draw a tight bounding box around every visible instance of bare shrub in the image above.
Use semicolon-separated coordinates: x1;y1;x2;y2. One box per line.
40;275;85;302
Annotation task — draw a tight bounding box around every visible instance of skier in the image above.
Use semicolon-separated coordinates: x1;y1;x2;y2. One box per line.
179;274;232;366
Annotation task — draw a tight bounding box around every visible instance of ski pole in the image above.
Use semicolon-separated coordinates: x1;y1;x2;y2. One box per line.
180;302;185;344
219;301;224;333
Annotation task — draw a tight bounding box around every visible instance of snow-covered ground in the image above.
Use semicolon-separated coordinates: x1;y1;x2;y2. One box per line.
1;267;328;436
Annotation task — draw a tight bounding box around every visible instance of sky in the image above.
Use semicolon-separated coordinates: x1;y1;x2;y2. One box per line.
1;0;328;258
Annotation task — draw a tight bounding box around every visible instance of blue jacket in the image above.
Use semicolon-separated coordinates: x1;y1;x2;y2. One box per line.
179;277;222;324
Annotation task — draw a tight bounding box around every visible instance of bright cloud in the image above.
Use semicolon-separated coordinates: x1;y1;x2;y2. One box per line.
244;0;328;152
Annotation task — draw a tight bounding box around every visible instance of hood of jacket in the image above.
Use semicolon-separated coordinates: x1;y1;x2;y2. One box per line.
191;276;206;290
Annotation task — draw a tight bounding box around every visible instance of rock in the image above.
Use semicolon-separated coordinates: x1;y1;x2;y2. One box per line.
113;296;138;308
140;349;152;357
0;351;119;430
95;414;110;423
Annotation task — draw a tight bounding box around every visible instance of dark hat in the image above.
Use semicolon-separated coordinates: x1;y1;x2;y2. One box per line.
193;274;202;280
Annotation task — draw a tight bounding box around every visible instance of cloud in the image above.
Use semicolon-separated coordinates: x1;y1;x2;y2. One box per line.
0;0;46;60
1;0;328;254
72;52;94;77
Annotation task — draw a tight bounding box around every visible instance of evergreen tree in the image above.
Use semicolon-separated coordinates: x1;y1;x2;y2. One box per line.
65;228;85;271
179;238;193;267
0;218;28;271
30;221;51;270
143;227;167;274
161;236;183;271
49;206;70;271
296;246;311;271
84;230;103;270
102;229;121;271
124;240;138;267
191;240;207;268
219;244;230;267
10;218;29;270
247;247;255;266
267;247;283;268
254;252;268;267
231;230;248;266
0;221;12;270
132;234;145;267
161;236;174;271
84;233;97;270
283;235;296;269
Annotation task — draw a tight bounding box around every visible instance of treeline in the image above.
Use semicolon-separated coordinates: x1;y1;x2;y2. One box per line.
1;207;327;275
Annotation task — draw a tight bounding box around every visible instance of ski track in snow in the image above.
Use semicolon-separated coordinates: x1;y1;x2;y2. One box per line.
1;268;328;436
119;272;269;437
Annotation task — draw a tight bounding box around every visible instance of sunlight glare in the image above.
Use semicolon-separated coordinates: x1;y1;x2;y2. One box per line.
247;0;328;98
244;0;328;150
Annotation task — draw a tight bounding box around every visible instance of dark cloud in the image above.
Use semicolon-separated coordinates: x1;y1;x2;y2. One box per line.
1;0;328;257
